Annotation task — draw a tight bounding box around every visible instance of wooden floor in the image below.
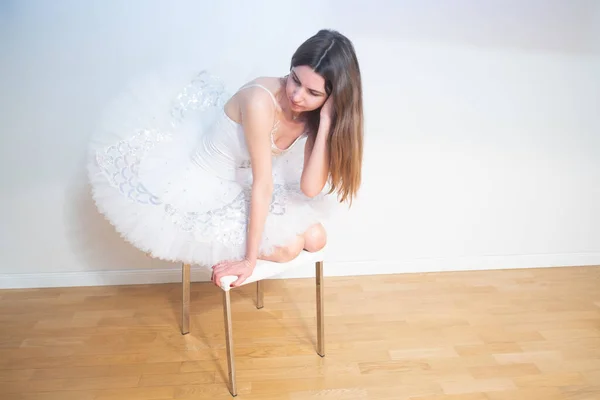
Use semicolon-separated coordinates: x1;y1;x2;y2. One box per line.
1;266;599;400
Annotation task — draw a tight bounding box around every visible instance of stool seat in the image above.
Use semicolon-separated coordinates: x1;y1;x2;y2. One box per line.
213;249;325;291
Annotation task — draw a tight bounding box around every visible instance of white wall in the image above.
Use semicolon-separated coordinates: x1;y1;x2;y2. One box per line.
1;0;599;288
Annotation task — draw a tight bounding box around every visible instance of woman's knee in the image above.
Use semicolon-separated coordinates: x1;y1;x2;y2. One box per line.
303;223;327;252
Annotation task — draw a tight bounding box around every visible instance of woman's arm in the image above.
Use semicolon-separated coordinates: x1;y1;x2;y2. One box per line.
300;96;333;197
211;88;275;287
300;120;330;197
241;90;276;264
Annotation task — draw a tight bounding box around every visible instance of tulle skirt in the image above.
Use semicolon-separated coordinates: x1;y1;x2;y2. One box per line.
87;68;336;266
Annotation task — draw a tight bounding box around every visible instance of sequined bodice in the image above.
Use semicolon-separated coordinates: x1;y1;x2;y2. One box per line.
191;83;305;181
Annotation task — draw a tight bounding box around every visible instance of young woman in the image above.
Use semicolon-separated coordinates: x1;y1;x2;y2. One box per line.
88;29;364;287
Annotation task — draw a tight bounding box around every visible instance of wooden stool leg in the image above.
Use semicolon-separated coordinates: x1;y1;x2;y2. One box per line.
182;263;190;335
316;260;324;357
256;280;264;309
223;290;237;396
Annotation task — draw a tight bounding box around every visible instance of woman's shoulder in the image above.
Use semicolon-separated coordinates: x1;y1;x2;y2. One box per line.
238;76;281;99
225;76;282;123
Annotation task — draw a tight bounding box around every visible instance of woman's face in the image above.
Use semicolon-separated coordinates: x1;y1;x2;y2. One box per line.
285;66;328;112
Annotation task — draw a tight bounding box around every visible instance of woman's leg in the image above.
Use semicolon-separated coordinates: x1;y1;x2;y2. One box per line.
259;223;327;262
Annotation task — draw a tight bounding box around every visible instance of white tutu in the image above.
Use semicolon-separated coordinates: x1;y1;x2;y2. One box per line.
87;68;336;266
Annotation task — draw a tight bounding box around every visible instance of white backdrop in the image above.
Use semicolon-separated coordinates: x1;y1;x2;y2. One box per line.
1;0;599;288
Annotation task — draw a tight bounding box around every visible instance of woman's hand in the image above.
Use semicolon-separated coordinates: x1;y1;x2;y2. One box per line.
211;258;255;288
320;94;334;123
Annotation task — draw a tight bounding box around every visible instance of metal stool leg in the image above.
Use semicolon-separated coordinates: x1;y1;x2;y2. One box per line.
223;290;237;396
182;263;190;335
316;260;324;357
256;280;264;309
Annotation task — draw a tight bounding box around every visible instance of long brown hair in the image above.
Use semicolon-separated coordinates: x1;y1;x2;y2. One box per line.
291;29;364;205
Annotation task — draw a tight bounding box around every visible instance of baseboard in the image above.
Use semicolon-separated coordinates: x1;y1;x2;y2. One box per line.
1;252;599;289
